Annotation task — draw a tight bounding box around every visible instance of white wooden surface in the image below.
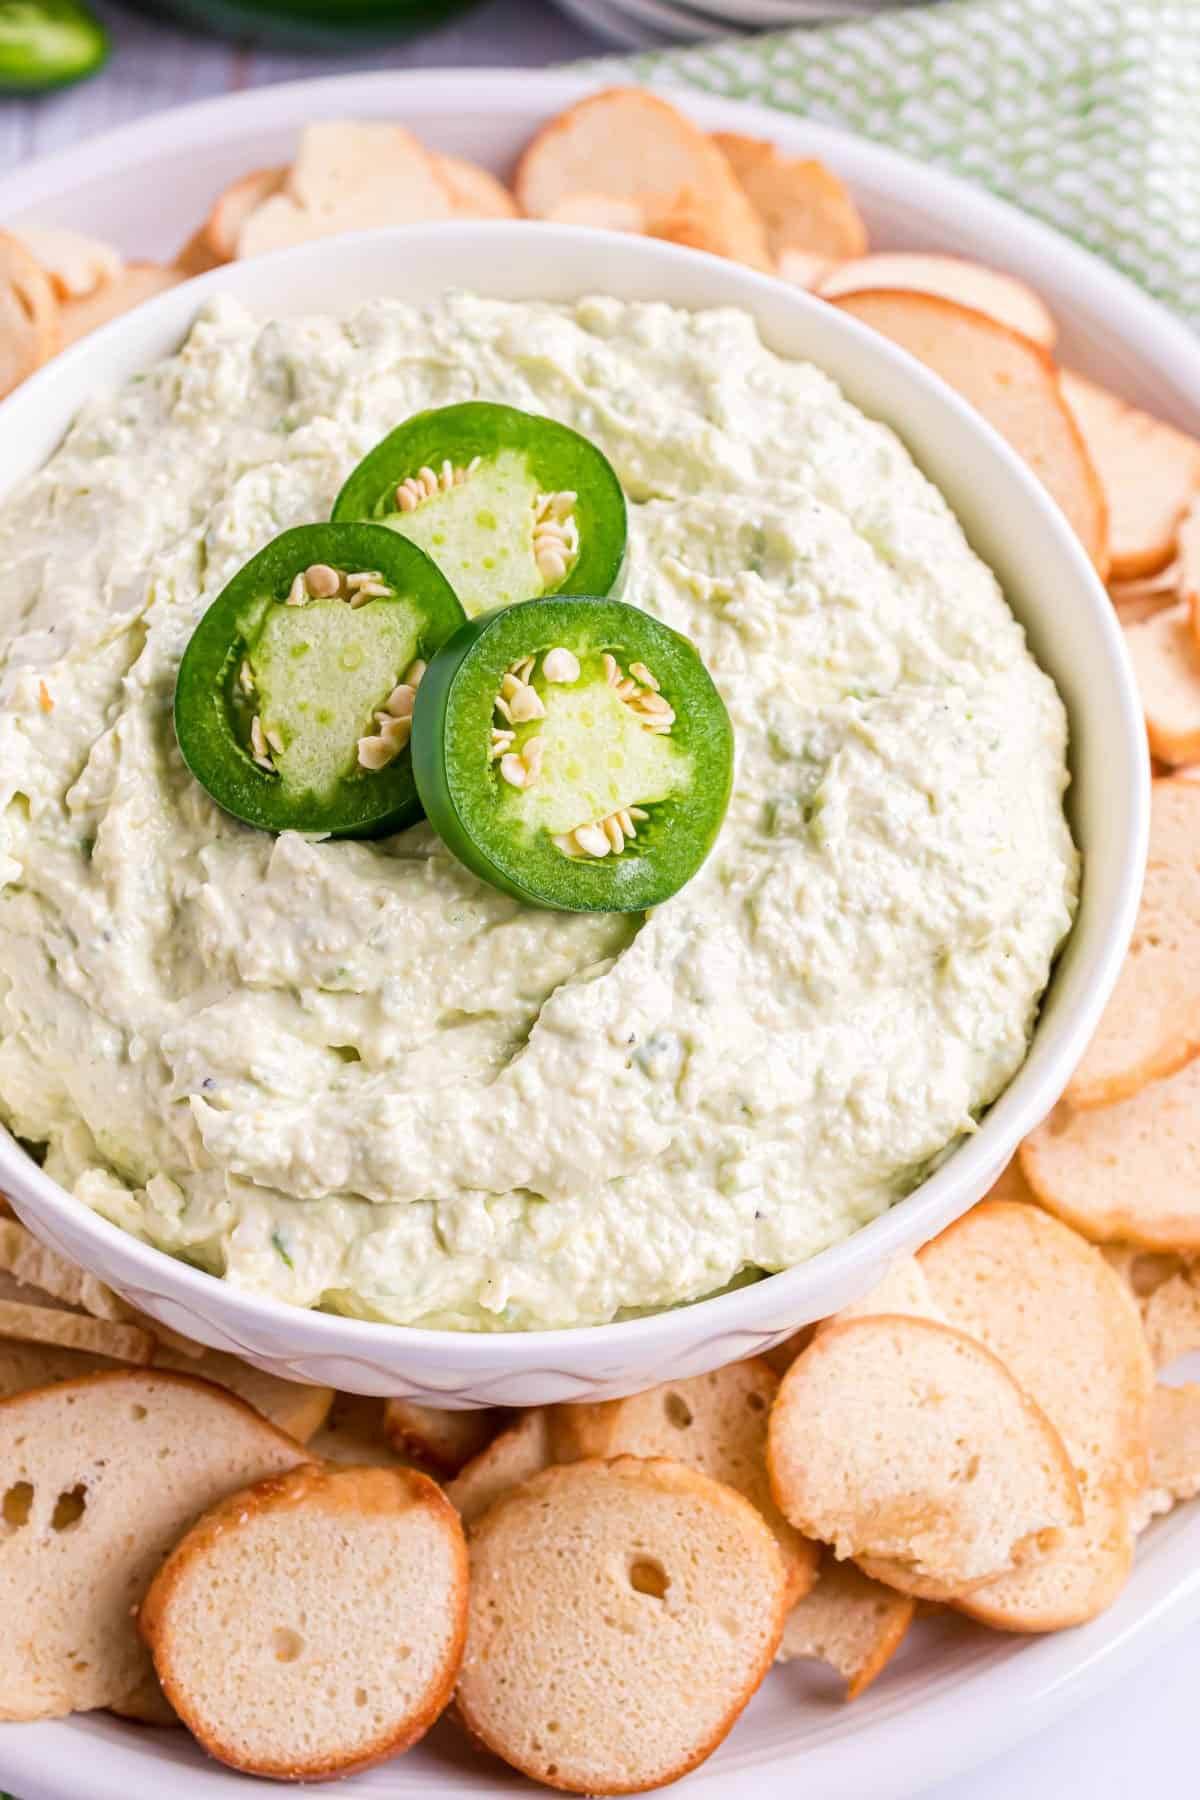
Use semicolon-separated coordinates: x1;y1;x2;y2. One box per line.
0;6;1194;1796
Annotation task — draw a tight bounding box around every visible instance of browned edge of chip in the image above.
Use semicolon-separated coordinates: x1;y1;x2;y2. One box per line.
139;1461;467;1781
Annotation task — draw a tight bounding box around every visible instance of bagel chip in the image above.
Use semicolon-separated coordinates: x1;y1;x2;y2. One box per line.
514;88;770;270
543;192;649;232
309;1393;412;1469
445;1408;551;1527
818;253;1054;347
60;264;184;347
768;1315;1081;1601
551;1361;819;1603
1133;1384;1200;1529
203;165;285;263
1061;778;1200;1108
920;1201;1150;1629
713;133;867;260
1023;1056;1200;1250
457;1457;787;1794
0;1371;307;1719
0;230;59;398
236;124;455;259
0;1218;127;1320
140;1464;467;1780
776;1552;914;1700
381;1399;504;1476
832;288;1108;574
432;151;517;219
1123;602;1200;765
1062;371;1200;580
0;1298;153;1363
13;224;121;301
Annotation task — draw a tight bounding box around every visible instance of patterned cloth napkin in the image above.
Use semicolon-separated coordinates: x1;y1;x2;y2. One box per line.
589;0;1200;326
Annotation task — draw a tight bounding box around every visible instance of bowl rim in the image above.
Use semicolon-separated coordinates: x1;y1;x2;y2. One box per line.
0;211;1148;1367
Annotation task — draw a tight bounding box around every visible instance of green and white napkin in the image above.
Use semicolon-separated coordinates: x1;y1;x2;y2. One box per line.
590;0;1200;325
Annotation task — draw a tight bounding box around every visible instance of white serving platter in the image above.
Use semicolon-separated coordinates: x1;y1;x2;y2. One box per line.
0;65;1197;1800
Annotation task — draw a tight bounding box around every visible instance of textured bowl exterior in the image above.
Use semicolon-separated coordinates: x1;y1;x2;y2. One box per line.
0;101;1148;1410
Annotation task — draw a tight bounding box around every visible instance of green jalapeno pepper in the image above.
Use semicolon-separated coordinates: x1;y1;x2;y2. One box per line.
174;523;465;838
0;1;108;91
411;597;734;912
332;402;628;619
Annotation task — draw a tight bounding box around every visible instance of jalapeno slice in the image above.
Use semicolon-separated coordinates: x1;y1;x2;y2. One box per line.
332;402;627;619
174;524;465;838
411;598;733;912
0;1;108;91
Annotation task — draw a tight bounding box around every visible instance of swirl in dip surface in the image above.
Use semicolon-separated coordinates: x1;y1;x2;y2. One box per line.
0;294;1078;1330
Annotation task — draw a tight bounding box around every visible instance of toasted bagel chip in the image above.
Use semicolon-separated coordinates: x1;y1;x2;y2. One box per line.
713;133;867;261
1123;602;1200;764
445;1407;551;1527
819;1256;943;1332
818;254;1054;348
1023;1056;1200;1250
920;1202;1150;1496
760;1326;815;1376
0;1324;329;1441
832;289;1108;573
1110;559;1184;620
382;1399;504;1476
515;88;769;270
0;1217;127;1320
919;1201;1150;1629
958;1487;1135;1632
982;1154;1040;1205
60;263;183;347
203;165;286;263
1140;1267;1200;1369
776;1552;914;1700
1060;779;1200;1107
0;1371;307;1719
1114;559;1184;597
0;230;59;397
644;200;728;257
1133;1384;1200;1529
109;1669;178;1728
173;226;223;278
551;1361;818;1604
309;1393;412;1469
1113;587;1179;628
13;224;121;301
140;1463;467;1780
237;124;454;259
432;151;517;218
152;1346;331;1443
1180;498;1200;653
457;1457;787;1795
543;192;649;232
1061;372;1200;580
1100;1242;1188;1302
768;1315;1081;1601
0;1340;120;1396
775;247;838;289
0;1297;153;1363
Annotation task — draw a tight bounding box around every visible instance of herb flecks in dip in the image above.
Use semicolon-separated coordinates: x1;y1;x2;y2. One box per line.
0;294;1078;1331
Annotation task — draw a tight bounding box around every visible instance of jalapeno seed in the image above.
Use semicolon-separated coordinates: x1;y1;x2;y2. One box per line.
174;523;465;839
333;402;627;618
411;597;734;913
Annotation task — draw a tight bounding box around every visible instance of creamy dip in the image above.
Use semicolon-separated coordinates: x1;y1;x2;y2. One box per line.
0;294;1078;1330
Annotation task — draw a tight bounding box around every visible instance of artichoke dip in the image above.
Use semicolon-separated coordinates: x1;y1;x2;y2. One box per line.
0;294;1078;1330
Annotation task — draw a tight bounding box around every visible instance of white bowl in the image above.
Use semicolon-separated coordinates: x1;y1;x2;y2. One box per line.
0;218;1146;1406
